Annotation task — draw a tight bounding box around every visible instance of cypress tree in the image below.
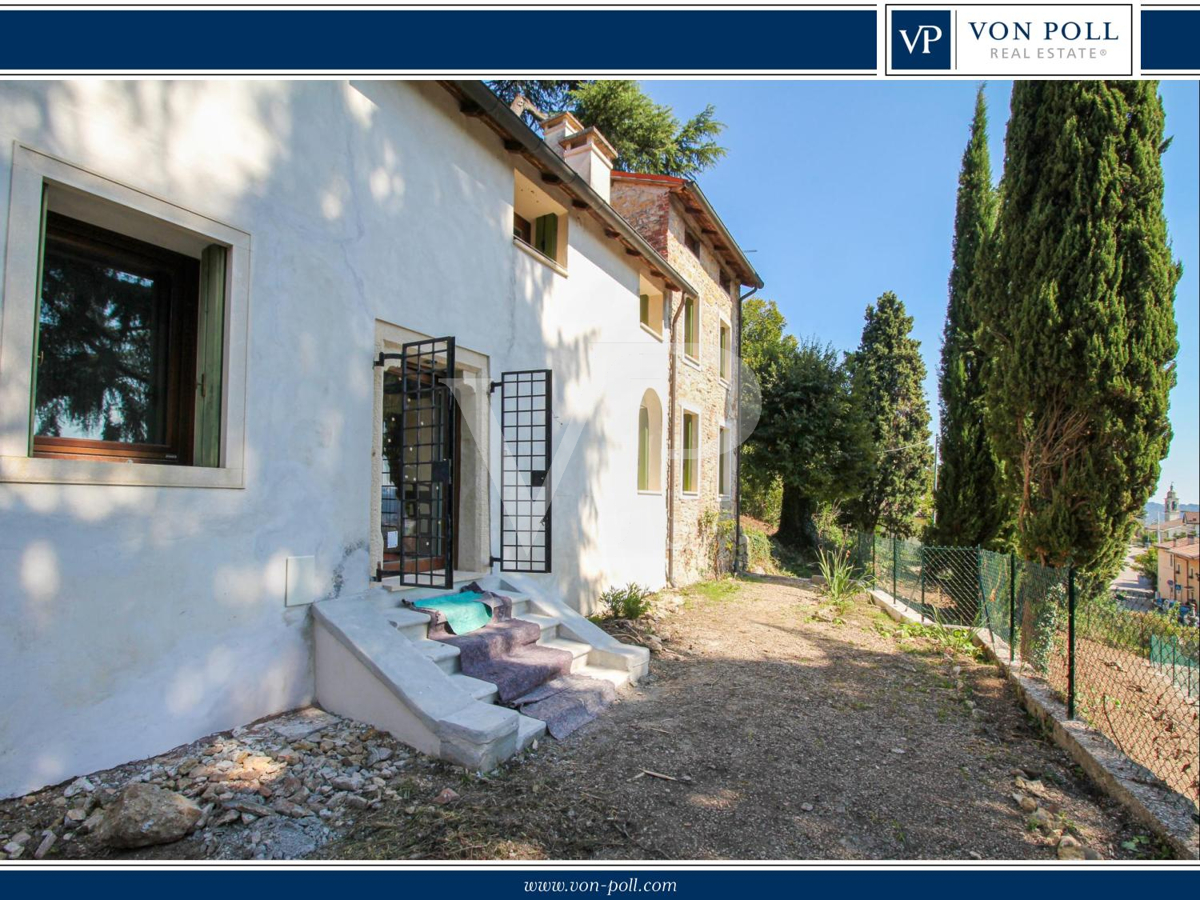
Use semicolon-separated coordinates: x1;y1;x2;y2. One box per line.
930;87;1008;548
978;81;1180;574
846;292;934;537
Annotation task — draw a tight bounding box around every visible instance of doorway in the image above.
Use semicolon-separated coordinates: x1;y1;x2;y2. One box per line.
379;337;458;587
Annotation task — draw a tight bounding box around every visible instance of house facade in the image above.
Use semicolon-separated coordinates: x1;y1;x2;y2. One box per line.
610;170;762;585
0;79;773;797
1155;537;1199;609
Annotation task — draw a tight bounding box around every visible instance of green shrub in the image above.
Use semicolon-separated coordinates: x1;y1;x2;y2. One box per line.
817;545;860;604
1026;583;1066;674
599;582;653;620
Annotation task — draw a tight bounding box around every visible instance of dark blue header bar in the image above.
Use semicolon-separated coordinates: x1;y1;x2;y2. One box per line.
0;9;878;72
1142;8;1200;71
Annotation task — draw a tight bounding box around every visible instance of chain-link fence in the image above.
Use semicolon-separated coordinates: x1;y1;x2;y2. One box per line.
853;533;1199;807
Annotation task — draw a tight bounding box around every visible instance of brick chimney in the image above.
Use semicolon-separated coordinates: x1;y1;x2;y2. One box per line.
541;111;618;203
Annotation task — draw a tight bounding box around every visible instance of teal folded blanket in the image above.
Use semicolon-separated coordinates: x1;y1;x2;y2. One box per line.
411;592;492;635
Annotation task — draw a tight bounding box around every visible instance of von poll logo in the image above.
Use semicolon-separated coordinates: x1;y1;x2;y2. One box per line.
887;5;1133;76
892;10;952;70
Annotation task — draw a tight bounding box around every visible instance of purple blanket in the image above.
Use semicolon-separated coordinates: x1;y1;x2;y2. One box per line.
438;618;574;703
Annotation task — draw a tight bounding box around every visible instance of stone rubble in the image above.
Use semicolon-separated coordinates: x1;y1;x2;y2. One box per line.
1009;775;1104;860
0;707;419;861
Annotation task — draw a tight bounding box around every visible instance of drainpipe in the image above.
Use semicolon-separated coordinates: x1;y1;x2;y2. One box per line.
733;285;759;576
666;291;688;586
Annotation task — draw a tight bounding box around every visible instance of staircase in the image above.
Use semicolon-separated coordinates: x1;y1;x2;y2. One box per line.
312;573;649;771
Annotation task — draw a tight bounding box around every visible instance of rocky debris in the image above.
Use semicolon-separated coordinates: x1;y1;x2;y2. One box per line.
433;788;460;806
0;707;414;861
95;784;202;849
1013;793;1039;813
3;830;32;859
1055;834;1101;860
33;830;57;859
63;777;94;799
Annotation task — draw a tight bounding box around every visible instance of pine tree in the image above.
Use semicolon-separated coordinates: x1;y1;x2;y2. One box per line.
846;292;934;538
487;80;727;179
978;81;1180;574
930;87;1008;547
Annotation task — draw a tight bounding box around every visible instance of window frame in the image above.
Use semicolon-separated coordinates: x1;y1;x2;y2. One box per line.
681;407;700;496
0;144;251;489
682;295;700;365
32;212;201;466
512;169;568;274
718;318;731;383
718;424;731;498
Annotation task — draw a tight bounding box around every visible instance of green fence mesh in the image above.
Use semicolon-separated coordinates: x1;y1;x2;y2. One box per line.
856;532;1199;807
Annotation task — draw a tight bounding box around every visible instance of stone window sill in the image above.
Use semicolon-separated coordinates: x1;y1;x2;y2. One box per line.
0;455;244;489
513;236;568;277
639;322;664;342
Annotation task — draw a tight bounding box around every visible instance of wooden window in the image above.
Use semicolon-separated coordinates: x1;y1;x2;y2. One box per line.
719;270;732;295
534;213;558;260
638;405;650;492
682;411;699;494
683;296;699;362
31;212;226;467
513;212;532;244
685;230;701;257
719;322;730;380
719;426;730;496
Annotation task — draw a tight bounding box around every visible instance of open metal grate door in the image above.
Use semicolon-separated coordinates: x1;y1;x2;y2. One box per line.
378;337;456;588
495;369;552;573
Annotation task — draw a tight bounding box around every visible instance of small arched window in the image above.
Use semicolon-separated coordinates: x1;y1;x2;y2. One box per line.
638;389;663;492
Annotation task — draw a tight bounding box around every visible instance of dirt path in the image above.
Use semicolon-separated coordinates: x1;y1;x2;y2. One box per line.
323;580;1164;860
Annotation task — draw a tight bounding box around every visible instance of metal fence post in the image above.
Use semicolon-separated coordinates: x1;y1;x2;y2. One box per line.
920;545;925;608
872;534;876;584
1067;565;1077;720
1008;552;1017;663
892;534;898;601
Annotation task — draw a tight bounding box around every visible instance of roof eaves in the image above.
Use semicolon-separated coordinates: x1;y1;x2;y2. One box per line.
441;81;696;297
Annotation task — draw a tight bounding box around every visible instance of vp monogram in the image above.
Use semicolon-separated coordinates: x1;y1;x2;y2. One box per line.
891;9;952;70
899;24;944;55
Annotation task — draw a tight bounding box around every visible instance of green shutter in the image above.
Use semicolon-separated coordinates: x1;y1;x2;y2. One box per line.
28;185;49;452
534;213;558;261
684;297;697;358
193;245;227;468
638;406;650;491
683;415;695;493
719;428;728;493
720;326;729;378
639;294;650;327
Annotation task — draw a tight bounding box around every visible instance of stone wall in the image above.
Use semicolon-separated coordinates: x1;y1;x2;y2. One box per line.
662;196;738;585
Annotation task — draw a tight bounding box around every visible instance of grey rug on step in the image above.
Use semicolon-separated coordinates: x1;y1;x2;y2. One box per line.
513;674;617;739
438;618;573;703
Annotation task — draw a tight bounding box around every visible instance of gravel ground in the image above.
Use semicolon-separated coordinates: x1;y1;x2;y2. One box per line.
322;579;1169;860
2;578;1172;861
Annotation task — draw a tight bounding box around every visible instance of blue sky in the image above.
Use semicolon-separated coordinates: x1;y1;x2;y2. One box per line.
641;80;1199;504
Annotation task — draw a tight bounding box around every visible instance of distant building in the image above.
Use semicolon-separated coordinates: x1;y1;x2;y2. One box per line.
1155;536;1199;608
1148;484;1198;541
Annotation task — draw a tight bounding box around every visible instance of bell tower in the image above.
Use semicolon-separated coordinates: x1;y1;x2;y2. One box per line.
1165;483;1180;519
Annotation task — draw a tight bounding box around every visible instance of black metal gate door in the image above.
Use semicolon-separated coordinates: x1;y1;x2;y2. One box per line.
494;369;552;573
378;337;456;588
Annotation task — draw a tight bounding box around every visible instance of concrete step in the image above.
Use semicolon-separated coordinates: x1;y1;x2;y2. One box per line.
540;635;593;673
514;612;559;641
414;639;459;675
577;663;632;689
516;713;547;751
386;607;433;642
450;672;499;704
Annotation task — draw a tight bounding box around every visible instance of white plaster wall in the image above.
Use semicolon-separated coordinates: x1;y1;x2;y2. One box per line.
0;80;667;797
